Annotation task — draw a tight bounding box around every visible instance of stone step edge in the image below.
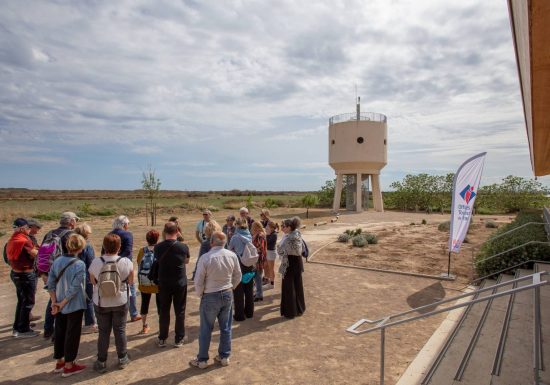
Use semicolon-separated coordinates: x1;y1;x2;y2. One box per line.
395;285;477;385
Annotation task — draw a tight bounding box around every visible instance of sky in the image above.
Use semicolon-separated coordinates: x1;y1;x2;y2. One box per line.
1;0;548;191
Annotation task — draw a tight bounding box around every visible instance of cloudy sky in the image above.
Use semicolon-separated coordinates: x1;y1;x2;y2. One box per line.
1;0;547;191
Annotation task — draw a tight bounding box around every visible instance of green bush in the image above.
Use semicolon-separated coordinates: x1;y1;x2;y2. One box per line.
364;232;378;244
475;211;550;276
438;221;450;232
337;233;351;243
421;219;427;225
352;234;367;247
345;228;362;237
264;198;283;209
485;220;498;229
34;212;60;221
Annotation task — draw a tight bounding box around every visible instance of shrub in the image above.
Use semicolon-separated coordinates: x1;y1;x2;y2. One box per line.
438;221;450;232
0;231;6;238
352;234;367;247
264;198;279;209
34;212;60;221
485;220;498;228
345;228;362;237
364;233;378;244
337;233;351;243
410;222;415;226
421;219;427;225
475;211;550;276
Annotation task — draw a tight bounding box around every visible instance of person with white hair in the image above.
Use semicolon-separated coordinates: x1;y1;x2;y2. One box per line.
107;215;140;322
239;207;254;230
189;232;241;369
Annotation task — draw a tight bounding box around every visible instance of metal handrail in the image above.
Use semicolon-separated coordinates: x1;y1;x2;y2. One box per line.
347;271;548;385
472;259;550;284
473;241;550;266
329;112;387;125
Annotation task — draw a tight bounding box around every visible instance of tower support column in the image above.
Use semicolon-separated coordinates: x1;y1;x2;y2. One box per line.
333;173;343;212
356;172;362;212
372;173;384;212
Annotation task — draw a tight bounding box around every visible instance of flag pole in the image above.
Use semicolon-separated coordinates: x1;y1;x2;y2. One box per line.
447;251;451;277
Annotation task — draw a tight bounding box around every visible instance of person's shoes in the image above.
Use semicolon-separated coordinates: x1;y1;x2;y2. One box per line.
118;354;131;370
214;355;229;367
52;361;65;373
30;314;41;322
262;283;274;290
82;324;98;334
157;338;166;348
189;358;208;369
44;330;53;339
16;330;40;338
254;297;263;302
93;360;107;374
30;322;37;328
61;363;86;377
12;330;18;337
130;315;142;322
139;324;150;334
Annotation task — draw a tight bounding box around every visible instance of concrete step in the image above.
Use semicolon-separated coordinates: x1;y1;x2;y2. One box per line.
424;278;498;385
455;274;516;385
491;269;535;385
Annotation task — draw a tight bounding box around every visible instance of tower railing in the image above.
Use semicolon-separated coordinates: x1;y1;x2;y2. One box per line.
329;112;387;125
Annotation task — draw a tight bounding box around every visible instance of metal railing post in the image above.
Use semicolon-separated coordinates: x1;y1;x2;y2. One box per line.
534;286;541;385
380;328;385;385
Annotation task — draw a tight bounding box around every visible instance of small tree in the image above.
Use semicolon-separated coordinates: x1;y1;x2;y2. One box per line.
301;194;319;218
141;166;161;225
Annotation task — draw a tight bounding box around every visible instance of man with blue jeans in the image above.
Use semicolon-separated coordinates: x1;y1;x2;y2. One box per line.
190;232;241;369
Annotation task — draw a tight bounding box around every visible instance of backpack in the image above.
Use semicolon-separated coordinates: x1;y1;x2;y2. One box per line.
138;247;155;287
97;256;125;305
37;229;70;274
302;239;309;260
240;239;259;267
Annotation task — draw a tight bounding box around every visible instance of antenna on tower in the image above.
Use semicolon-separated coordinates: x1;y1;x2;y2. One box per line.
356;96;361;121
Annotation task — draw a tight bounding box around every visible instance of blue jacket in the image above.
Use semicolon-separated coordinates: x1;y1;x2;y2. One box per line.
228;229;252;257
110;228;133;260
78;242;95;284
47;255;87;314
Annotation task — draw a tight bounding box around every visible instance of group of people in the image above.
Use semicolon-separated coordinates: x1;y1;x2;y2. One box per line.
5;207;307;377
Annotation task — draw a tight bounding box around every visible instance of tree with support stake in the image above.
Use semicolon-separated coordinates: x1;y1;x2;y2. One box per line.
142;166;161;226
301;194;319;219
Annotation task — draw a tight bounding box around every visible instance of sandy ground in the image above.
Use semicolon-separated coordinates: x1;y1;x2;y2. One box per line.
0;210;510;385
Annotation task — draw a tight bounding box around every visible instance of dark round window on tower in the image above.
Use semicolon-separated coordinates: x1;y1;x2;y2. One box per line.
357;137;364;144
331;139;335;145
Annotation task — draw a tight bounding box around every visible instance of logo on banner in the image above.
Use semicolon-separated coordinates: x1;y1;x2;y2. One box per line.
459;185;476;204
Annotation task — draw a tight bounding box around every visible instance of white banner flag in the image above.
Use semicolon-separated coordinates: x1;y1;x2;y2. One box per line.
449;152;487;253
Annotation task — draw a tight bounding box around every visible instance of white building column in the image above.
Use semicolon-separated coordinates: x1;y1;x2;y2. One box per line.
372;173;384;212
333;173;343;212
356;172;362;212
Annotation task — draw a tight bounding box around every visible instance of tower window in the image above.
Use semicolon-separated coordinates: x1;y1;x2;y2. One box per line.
384;139;387;145
331;139;335;145
357;137;364;144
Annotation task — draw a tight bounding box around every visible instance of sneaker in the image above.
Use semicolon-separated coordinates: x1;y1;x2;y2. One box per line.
157;338;166;348
62;363;86;377
130;315;142;322
214;355;229;367
254;297;263;302
174;340;184;348
16;330;40;338
189;358;208;369
139;324;150;335
118;354;131;370
262;283;274;290
82;324;98;334
53;361;65;373
12;330;18;337
93;360;107;374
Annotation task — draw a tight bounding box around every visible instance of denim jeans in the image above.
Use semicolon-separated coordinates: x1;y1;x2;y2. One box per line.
44;298;55;334
198;290;233;362
254;269;263;299
128;283;138;318
84;282;96;326
10;271;37;333
95;304;128;362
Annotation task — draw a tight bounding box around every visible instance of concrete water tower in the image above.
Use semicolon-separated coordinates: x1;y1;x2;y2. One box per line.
328;98;387;212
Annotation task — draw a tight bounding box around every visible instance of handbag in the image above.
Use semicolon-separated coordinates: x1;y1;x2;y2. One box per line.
147;241;177;285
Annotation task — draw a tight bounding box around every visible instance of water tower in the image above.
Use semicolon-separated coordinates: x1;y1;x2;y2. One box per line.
328;98;387;212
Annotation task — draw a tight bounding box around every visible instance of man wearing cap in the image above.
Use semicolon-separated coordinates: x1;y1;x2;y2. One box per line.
7;218;39;338
27;218;43;248
195;210;213;244
41;211;79;339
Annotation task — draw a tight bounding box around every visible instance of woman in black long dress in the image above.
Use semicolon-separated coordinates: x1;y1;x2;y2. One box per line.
277;217;305;319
